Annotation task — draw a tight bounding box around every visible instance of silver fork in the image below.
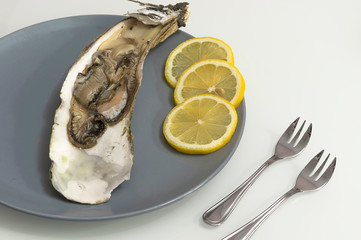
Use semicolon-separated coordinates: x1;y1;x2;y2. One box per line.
203;118;312;226
222;150;337;240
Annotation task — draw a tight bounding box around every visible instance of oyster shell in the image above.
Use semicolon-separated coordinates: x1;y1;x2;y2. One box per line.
49;1;190;204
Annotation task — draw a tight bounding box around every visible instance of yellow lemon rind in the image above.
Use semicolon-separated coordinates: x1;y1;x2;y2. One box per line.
174;59;245;108
164;37;234;88
163;94;238;154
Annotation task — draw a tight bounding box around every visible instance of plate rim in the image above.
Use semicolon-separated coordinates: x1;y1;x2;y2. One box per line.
0;14;246;221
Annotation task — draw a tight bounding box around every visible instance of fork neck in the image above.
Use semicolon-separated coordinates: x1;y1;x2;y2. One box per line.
265;155;281;166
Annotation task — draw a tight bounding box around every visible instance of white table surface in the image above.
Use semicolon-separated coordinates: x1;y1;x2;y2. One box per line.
1;0;360;239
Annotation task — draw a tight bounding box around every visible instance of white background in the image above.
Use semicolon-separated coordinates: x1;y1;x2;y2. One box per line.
1;0;360;239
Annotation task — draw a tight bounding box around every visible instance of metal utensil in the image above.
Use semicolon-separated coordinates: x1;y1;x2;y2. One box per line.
222;150;336;240
203;118;312;226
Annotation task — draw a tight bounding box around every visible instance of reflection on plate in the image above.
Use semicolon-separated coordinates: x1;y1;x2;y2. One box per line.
0;15;246;220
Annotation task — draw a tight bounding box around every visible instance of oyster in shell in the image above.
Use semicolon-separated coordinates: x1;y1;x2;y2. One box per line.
49;1;190;204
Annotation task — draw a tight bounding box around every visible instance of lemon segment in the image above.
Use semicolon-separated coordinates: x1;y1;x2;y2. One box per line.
174;59;245;108
165;37;234;88
163;94;238;154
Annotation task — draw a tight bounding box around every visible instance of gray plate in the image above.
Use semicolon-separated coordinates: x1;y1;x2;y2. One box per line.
0;15;246;220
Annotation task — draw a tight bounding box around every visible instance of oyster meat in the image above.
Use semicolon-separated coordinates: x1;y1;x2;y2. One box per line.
49;1;190;204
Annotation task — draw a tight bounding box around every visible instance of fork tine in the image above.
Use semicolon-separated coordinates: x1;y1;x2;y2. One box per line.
312;153;330;177
289;120;305;145
295;123;312;149
279;117;300;143
302;150;324;175
318;157;337;183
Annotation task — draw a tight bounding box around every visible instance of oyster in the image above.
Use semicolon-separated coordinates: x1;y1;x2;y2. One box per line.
49;1;190;204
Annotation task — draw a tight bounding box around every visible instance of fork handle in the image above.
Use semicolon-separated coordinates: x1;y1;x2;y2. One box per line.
203;155;280;226
222;187;300;240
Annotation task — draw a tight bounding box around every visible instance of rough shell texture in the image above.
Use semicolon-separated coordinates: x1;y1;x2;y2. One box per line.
49;1;190;204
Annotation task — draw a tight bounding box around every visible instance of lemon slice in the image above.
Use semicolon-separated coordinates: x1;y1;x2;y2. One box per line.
174;59;245;108
165;37;234;88
163;94;238;154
